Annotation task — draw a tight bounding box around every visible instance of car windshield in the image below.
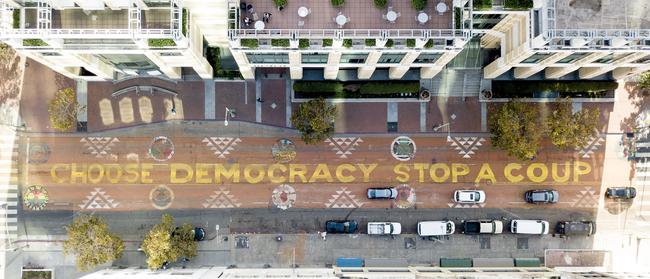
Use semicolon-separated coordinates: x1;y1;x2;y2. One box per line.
532;192;547;200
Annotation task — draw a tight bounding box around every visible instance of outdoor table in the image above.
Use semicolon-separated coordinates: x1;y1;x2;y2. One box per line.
436;2;448;13
417;12;428;23
298;6;309;17
386;10;397;21
254;20;265;30
336;14;347;26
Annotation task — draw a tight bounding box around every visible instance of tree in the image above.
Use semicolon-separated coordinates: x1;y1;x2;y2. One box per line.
273;0;287;7
141;214;197;270
547;98;600;150
638;71;650;91
63;215;124;271
47;87;85;131
490;100;543;160
291;98;337;144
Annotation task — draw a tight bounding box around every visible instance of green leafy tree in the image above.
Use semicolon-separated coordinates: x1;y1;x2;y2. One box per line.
547;98;600;150
48;87;85;132
141;214;197;270
273;0;287;7
638;71;650;91
63;215;124;271
291;98;337;144
331;0;345;7
490;100;542;160
374;0;387;8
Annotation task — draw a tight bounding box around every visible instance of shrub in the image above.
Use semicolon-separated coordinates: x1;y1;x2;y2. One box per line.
148;39;176;47
294;82;344;94
343;39;352;48
182;8;188;36
473;0;492;10
504;0;533;9
271;39;290;47
406;39;416;48
23;39;48;46
359;82;420;94
384;39;394;48
365;39;376;47
322;39;333;47
240;39;259;48
424;39;433;48
492;81;618;98
454;7;461;29
411;0;428;10
374;0;388;8
299;39;310;49
639;71;650;91
273;0;287;7
12;9;19;29
331;0;345;7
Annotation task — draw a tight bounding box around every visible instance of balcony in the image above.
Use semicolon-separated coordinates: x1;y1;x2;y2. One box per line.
23;8;171;29
235;0;455;32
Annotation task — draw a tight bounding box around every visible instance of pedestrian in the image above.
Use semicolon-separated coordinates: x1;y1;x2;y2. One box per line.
256;97;264;103
243;16;251;26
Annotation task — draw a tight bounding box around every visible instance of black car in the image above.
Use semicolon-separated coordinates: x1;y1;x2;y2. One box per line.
524;189;559;204
605;187;636;200
555;221;596;237
325;220;358;233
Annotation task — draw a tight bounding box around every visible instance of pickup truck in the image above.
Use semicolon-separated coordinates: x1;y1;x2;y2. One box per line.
367;222;402;235
462;220;503;234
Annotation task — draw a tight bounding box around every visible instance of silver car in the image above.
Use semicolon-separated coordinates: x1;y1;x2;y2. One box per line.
367;187;398;199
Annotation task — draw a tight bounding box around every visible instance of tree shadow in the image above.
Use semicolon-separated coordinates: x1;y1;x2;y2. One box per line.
621;82;650;132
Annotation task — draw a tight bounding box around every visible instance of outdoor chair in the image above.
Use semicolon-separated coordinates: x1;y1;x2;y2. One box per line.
252;12;259;21
298;20;304;27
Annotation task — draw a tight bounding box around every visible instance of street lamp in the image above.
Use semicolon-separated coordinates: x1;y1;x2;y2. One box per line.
433;122;452;141
224;107;236;126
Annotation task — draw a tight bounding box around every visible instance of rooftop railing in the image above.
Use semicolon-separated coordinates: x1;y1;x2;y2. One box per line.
229;28;470;40
1;28;174;39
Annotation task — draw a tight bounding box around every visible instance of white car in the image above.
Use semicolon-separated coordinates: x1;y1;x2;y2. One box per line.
453;190;486;203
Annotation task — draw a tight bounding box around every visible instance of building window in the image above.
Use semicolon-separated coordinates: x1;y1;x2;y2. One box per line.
42;52;62;56
593;54;614;64
414;53;442;64
246;53;289;64
340;53;368;64
521;53;553;63
557;53;589;63
378;53;406;64
160;52;183;56
302;53;329;64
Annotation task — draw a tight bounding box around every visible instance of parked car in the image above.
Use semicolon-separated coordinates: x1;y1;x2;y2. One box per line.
417;221;455;236
367;187;398;199
367;222;401;235
555;221;595;237
605;187;636;200
325;220;358;233
524;189;559;204
453;190;486;203
462;220;503;234
510;220;549;235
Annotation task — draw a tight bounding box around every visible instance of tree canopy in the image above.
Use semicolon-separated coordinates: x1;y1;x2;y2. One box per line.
141;214;197;270
63;215;124;271
547;98;600;150
490;100;543;160
291;98;337;144
47;87;85;131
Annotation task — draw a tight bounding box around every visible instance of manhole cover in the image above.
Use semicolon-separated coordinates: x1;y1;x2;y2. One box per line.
391;136;416;161
272;138;296;163
517;238;529;250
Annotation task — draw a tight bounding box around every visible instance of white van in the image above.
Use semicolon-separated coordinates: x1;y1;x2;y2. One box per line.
510;220;549;235
417;221;455;236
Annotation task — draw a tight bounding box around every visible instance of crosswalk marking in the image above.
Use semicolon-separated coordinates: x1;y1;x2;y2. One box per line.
0;135;20;242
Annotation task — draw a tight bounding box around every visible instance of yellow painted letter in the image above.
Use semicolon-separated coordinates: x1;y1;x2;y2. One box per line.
504;163;523;183
573;161;591;182
170;163;193;184
452;163;470;183
474;163;496;184
336;164;356;183
357;164;377;182
393;164;410;183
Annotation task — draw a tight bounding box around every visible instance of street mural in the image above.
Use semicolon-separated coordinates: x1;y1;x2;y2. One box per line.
48;161;593;185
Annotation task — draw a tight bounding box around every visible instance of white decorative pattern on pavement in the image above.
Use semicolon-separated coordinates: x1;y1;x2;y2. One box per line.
325;137;363;159
570;187;598;208
203;187;242;208
447;203;486;209
325;187;365;208
577;135;605;158
202;137;242;158
449;137;485;159
79;188;120;210
80;137;120;158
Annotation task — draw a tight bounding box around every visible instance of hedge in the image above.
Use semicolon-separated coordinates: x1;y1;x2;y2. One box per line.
23;39;48;46
504;0;533;9
148;39;176;47
240;39;259;48
424;39;433;48
13;9;19;29
412;0;427;10
406;39;416;48
182;8;188;36
385;39;394;48
343;39;352;48
473;0;492;10
272;39;290;47
323;39;333;47
206;47;242;79
359;82;420;94
492;81;618;98
454;7;461;29
294;81;421;98
365;39;376;47
299;39;310;49
294;82;344;94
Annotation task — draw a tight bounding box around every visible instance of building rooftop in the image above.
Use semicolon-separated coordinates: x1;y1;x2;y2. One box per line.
239;0;454;30
23;8;171;30
554;0;650;30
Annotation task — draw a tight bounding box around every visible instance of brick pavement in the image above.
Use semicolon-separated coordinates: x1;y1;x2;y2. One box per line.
215;81;256;123
260;79;287;127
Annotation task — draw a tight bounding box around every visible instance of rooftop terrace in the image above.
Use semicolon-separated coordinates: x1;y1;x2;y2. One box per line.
555;0;650;30
24;8;171;29
238;0;454;30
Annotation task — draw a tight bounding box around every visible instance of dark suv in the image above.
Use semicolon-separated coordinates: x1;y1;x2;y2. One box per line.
524;189;559;204
605;187;636;200
555;221;595;237
325;220;358;233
